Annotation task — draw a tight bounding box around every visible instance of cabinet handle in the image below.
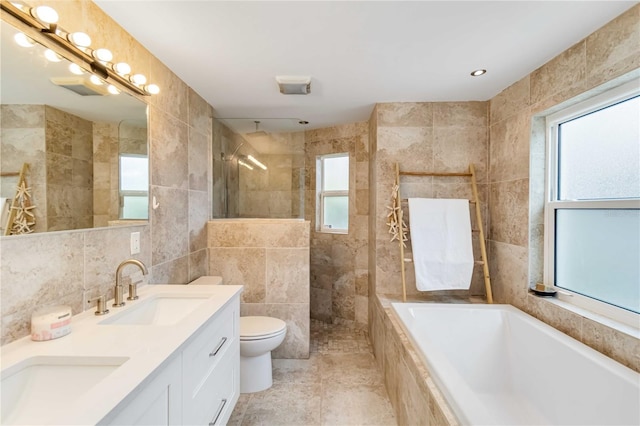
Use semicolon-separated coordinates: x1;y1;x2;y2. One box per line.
209;337;228;357
209;398;227;426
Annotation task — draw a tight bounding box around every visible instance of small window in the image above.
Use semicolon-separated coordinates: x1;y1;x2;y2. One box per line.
545;79;640;323
119;155;148;219
316;153;349;233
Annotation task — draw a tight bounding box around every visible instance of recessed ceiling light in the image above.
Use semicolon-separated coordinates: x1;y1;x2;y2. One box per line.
471;69;487;77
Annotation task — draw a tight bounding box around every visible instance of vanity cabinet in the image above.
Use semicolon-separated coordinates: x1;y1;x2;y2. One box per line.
182;298;239;425
100;356;182;425
100;294;240;426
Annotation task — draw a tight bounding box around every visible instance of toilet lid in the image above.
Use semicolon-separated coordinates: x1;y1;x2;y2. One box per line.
240;316;287;339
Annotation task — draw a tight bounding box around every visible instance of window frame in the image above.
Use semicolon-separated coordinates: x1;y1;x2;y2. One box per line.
544;79;640;327
316;152;349;234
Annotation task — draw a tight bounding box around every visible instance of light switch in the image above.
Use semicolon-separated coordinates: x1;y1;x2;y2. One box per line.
130;232;141;255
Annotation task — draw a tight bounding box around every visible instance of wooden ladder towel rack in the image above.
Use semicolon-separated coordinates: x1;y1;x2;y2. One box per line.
394;162;493;303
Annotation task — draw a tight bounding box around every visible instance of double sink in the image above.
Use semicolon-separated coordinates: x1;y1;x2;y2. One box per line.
0;286;224;425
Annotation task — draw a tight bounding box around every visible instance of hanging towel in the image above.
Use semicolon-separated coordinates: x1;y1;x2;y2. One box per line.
408;198;474;291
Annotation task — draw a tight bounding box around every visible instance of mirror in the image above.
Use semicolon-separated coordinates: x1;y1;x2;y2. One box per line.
0;19;148;235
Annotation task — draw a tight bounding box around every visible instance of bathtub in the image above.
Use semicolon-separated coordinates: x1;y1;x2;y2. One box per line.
391;303;640;425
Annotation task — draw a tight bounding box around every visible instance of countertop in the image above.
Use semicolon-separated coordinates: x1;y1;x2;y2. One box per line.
0;280;243;425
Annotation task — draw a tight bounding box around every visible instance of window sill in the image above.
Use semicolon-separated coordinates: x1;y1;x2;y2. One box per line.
316;229;348;235
528;291;640;339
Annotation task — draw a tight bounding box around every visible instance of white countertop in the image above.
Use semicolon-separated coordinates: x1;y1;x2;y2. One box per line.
0;280;242;425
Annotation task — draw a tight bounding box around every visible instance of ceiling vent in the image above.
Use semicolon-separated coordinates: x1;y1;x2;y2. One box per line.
275;75;311;95
50;77;110;96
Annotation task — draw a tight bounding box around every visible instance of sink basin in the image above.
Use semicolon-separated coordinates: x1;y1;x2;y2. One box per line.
99;294;210;326
1;355;128;425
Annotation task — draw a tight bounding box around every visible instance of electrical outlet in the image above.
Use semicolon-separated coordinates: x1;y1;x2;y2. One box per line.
130;232;140;255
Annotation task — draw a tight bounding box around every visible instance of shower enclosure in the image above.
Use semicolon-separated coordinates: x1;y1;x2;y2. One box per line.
212;118;306;219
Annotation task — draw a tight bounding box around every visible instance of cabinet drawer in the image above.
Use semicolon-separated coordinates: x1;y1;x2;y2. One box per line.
182;300;238;397
183;347;239;426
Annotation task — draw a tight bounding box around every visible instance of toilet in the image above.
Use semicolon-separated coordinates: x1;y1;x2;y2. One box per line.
239;316;286;393
188;276;287;394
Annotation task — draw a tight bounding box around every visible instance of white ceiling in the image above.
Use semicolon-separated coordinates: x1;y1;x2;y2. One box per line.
95;1;638;132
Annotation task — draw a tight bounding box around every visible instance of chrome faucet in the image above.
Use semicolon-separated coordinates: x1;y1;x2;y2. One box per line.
114;259;148;307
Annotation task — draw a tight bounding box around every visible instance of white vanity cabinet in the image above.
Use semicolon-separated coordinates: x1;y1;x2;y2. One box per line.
182;297;239;425
100;292;240;426
100;355;182;426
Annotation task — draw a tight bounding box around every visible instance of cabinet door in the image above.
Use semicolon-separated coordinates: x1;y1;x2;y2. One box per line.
100;356;182;426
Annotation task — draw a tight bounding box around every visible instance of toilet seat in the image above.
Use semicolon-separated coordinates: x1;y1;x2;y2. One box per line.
240;316;286;341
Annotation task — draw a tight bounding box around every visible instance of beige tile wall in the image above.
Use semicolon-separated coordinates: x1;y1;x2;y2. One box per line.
208;219;310;358
45;106;94;231
488;4;640;372
1;0;213;344
370;102;490;298
304;122;370;327
1;105;47;233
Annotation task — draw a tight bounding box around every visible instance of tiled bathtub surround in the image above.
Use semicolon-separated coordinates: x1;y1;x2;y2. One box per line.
304;122;370;327
1;0;214;344
371;295;459;425
208;219;310;358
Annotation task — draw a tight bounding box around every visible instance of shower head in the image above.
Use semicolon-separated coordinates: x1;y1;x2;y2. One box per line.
246;120;267;138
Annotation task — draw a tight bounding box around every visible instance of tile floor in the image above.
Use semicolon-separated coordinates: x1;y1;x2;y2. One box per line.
228;320;397;426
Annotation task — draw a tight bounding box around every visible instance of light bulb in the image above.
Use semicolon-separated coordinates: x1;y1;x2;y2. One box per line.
130;74;147;85
69;63;85;75
112;62;131;76
67;32;91;48
144;84;160;95
247;155;267;170
238;160;254;170
107;85;120;95
44;49;62;62
89;75;104;86
14;33;35;48
30;6;58;24
92;48;113;62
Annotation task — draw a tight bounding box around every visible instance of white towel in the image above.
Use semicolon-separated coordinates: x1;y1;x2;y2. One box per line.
408;198;474;291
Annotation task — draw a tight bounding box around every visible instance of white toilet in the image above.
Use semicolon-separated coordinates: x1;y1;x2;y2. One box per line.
188;276;287;394
239;316;287;393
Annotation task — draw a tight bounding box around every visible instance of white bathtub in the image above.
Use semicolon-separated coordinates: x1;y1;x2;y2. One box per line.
391;303;640;425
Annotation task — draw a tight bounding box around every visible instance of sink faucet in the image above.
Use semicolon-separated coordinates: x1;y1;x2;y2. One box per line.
114;259;148;307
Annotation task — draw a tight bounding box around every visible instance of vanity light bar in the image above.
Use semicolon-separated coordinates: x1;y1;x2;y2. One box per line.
1;1;160;96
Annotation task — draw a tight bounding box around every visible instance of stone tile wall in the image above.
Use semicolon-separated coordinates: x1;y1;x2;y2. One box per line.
1;0;213;344
44;106;94;231
371;102;489;298
488;4;640;372
0;105;47;233
208;219;310;358
92;122;119;228
304;122;370;327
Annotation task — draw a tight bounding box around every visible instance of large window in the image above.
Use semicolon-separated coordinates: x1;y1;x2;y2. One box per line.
119;154;149;219
545;79;640;323
316;153;349;233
